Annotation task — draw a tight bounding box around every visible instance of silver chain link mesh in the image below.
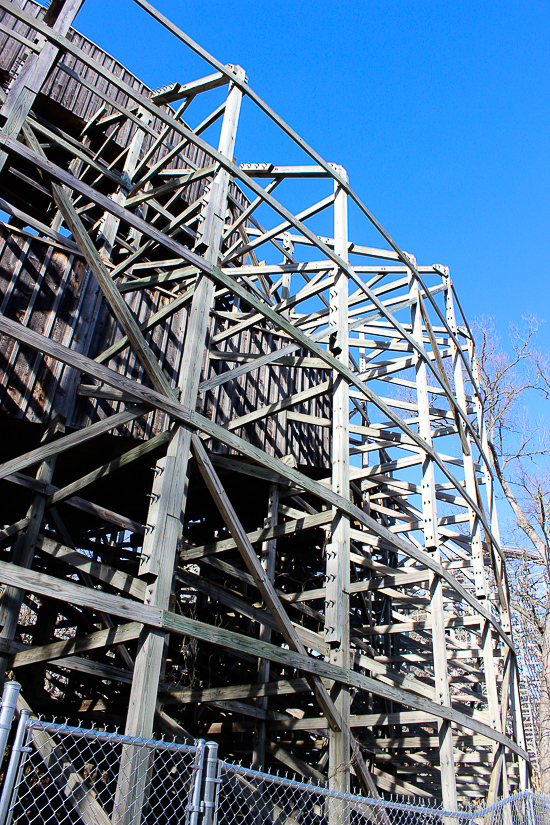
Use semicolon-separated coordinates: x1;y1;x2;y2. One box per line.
6;721;199;825
1;720;548;825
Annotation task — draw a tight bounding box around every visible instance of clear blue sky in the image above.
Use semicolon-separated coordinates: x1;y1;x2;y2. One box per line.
74;0;550;351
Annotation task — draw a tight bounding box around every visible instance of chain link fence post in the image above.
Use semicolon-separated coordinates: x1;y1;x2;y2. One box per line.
187;739;206;825
0;708;30;825
202;740;220;825
0;681;21;764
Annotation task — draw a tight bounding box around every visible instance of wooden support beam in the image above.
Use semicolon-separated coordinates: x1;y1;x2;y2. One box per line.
0;0;85;173
46;430;171;508
0;314;517;654
113;67;247;825
5;471;145;535
10;622;142;668
191;434;342;732
16;694;110;825
252;483;279;770
160;678;311;706
0;408;146;483
408;264;457;809
327;166;351;798
0;558;529;760
36;536;147;600
51;188;176;398
0;418;64;683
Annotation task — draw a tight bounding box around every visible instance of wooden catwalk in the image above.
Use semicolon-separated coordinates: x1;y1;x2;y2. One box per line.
0;0;530;812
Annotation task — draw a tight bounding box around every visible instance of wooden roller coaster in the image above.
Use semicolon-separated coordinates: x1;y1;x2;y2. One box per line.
0;0;531;813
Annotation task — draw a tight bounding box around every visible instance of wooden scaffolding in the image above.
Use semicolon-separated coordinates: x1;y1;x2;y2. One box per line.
0;0;531;809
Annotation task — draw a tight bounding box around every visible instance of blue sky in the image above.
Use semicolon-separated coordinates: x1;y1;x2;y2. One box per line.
74;0;550;353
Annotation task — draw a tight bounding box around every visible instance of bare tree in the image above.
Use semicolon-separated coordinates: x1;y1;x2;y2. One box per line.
472;315;550;793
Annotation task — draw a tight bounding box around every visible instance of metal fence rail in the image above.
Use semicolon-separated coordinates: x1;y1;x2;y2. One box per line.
0;705;548;825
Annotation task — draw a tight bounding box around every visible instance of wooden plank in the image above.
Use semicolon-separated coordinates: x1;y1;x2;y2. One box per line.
125;164;216;208
199;341;301;393
326;167;351;798
0;132;489;516
11;622;142;668
95;288;194;365
0;563;526;762
151;72;227;103
0;418;64;682
0;407;147;482
0;0;85;173
269;710;437;731
0;560;160;626
46;430;171;508
160;678;311;706
265;740;327;784
226;380;332;431
5;471;146;535
0;518;29;544
16;694;110;825
36;536;147;600
114;69;247;825
51;186;176;398
408;266;457;808
180;506;332;560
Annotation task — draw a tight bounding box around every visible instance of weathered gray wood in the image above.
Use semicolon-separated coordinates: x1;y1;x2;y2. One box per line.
0;2;526;796
0;134;491;513
160;678;311;706
11;622;142;668
0;0;85;173
5;471;145;535
52;188;176;398
0;557;528;761
326;166;351;798
0;315;516;653
46;430;171;508
113;68;247;825
0;407;146;482
252;483;279;770
0;560;160;625
408;265;457;808
36;536;147;600
191;434;342;732
0;418;64;682
159;611;528;760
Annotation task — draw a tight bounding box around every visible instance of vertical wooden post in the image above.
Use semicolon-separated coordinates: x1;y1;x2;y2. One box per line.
444;275;514;802
112;66;246;825
252;483;279;770
408;265;458;809
326;166;350;797
0;418;65;685
97;108;151;259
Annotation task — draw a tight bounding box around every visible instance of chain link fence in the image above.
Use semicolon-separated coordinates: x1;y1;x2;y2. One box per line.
216;761;550;825
0;715;203;825
0;686;548;825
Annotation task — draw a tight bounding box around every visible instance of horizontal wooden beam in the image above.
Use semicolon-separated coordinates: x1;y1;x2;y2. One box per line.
0;316;515;654
11;622;142;668
0;559;526;759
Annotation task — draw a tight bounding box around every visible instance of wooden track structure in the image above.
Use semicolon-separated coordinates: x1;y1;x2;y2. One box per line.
0;0;531;812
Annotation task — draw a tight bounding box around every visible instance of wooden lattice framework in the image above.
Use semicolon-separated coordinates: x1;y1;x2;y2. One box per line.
0;0;531;811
